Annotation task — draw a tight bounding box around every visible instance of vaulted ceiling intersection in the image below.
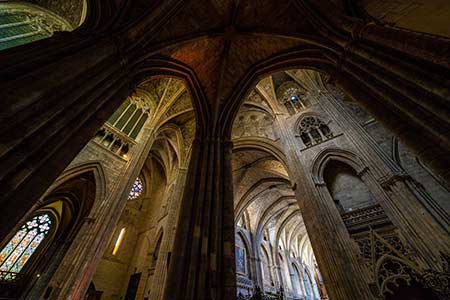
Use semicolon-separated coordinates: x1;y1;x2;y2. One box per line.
151;0;319;108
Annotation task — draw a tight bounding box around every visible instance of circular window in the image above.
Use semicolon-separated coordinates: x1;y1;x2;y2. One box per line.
128;177;143;200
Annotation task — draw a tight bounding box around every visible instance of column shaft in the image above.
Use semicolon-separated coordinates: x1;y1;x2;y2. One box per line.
163;138;236;300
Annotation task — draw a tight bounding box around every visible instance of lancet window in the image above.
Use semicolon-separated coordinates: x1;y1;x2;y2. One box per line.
299;116;333;147
0;213;53;281
235;234;247;275
282;89;306;115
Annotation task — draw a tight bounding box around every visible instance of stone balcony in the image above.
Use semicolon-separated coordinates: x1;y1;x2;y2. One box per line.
92;123;137;160
341;204;392;234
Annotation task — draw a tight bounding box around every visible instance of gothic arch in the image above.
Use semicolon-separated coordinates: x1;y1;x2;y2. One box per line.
133;58;212;139
260;243;274;287
236;228;253;256
0;165;99;298
44;161;107;204
254;197;298;247
311;148;368;183
0;161;107;247
235;230;252;278
154;124;184;170
233;137;288;169
220;49;336;139
274;210;302;259
374;254;428;299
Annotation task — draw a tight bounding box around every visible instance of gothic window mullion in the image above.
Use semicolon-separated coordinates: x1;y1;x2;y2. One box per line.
0;231;27;272
9;231;40;273
0;213;52;280
307;131;315;145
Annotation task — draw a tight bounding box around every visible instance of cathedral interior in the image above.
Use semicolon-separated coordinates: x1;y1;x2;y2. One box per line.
0;1;450;300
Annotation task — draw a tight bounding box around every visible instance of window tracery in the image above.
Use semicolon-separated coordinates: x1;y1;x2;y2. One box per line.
0;3;72;51
277;81;308;115
0;213;53;281
128;177;143;200
282;88;306;115
299;116;333;147
107;96;150;139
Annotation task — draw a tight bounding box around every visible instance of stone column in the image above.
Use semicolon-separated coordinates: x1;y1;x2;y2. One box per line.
251;244;264;289
147;168;188;300
45;127;157;300
163;138;236;300
274;114;376;299
0;32;134;242
287;257;300;297
302;0;450;184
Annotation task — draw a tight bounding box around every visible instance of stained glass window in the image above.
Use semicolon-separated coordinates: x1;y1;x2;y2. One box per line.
235;235;247;275
128;177;143;200
235;246;246;274
0;213;52;281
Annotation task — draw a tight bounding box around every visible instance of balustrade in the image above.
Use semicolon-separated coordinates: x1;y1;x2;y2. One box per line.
341;204;391;233
92;123;136;160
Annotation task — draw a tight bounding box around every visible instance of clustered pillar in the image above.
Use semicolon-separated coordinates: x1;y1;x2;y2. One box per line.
163;138;236;300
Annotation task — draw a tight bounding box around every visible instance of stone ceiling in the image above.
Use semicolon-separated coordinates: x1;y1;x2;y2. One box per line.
152;0;317;108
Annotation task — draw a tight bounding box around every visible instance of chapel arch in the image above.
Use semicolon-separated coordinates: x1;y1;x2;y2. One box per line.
0;170;97;299
89;76;198;300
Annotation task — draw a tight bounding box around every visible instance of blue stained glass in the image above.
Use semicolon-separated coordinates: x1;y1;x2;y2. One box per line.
128;177;143;200
0;213;52;280
235;246;246;274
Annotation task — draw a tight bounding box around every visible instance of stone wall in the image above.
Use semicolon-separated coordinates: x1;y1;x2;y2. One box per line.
345;100;450;215
324;160;375;212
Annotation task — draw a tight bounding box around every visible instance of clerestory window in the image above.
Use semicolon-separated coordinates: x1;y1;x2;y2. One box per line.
299;116;333;147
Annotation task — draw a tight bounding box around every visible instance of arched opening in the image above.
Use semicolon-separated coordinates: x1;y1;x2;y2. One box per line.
0;171;96;299
88;77;197;300
231;81;326;299
323;160;375;213
235;233;249;276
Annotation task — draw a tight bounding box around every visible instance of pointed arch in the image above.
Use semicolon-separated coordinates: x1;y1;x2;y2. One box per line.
233;137;288;169
132;56;212;139
46;161;107;204
311;148;367;183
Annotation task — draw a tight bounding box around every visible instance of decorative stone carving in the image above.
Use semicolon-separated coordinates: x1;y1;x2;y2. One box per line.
413;253;450;300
